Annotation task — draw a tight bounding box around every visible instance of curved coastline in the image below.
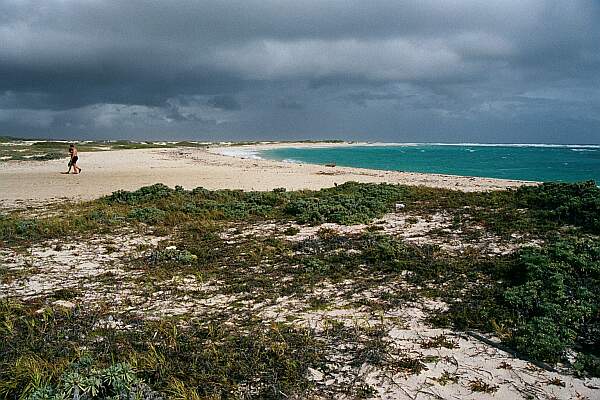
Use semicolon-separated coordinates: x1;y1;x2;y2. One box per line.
208;141;537;186
210;141;597;184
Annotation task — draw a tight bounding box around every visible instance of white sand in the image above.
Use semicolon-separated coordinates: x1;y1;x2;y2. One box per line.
0;142;535;208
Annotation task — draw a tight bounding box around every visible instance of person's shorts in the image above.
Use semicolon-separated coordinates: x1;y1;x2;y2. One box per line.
71;156;78;164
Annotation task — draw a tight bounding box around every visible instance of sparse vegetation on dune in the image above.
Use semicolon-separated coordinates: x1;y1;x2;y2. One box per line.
1;181;599;398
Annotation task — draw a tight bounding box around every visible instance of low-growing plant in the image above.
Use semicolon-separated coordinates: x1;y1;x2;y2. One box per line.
503;239;599;363
432;237;600;374
25;359;163;400
420;334;458;349
128;207;166;224
283;226;300;236
0;299;326;399
147;248;198;265
469;378;498;393
3;179;600;386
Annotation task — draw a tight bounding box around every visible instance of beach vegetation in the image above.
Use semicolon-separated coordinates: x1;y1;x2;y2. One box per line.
516;180;600;233
0;299;325;399
432;237;600;367
2;180;600;399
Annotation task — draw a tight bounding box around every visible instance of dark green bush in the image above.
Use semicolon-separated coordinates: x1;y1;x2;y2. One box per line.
285;182;409;224
15;219;38;235
147;248;197;264
102;181;410;225
516;181;600;233
574;353;600;377
127;207;166;223
106;184;175;205
439;237;600;373
502;238;600;364
31;152;65;161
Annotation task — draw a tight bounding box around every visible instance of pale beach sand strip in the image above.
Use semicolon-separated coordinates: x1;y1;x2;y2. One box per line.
0;142;535;208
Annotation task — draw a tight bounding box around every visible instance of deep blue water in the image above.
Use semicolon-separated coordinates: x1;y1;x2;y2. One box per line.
260;144;600;183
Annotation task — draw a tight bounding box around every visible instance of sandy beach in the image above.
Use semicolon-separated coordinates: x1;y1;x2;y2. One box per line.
0;142;534;208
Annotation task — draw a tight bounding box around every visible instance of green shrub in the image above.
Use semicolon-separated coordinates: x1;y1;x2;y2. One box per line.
437;237;600;373
285;182;409;225
502;238;600;364
30;152;65;161
16;219;38;235
516;181;600;233
574;353;600;377
283;226;300;236
106;184;175;205
127;207;166;224
147;248;198;264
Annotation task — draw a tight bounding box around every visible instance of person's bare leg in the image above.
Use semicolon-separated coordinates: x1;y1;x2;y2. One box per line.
72;162;79;174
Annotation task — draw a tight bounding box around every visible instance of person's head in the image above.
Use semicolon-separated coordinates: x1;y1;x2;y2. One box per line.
69;143;74;148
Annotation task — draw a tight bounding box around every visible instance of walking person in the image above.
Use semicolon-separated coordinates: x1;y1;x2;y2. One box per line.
66;143;81;174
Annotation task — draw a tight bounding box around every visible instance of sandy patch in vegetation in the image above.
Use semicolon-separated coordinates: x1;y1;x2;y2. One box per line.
1;231;165;303
220;211;543;256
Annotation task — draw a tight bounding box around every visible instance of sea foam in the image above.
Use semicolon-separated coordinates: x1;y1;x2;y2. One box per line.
217;148;263;160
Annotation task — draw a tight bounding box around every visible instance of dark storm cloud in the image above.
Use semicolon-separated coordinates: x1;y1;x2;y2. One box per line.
1;1;600;143
278;98;304;110
207;96;241;111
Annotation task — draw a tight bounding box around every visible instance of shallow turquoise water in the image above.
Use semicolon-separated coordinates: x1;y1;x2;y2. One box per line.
260;144;600;183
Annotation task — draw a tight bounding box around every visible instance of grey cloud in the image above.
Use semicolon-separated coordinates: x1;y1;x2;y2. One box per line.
341;89;418;107
4;1;597;87
0;1;599;143
207;96;241;111
278;98;304;110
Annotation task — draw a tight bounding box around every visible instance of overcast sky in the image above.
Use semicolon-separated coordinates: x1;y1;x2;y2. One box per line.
1;0;599;143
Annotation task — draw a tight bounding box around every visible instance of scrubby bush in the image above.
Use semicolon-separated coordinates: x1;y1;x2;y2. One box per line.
147;247;197;264
502;238;600;364
106;184;175;205
516;181;600;233
16;219;38;235
438;237;600;374
285;182;409;224
127;207;166;224
106;181;412;225
31;152;65;161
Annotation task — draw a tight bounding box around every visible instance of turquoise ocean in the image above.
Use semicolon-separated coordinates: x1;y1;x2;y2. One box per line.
259;144;600;183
